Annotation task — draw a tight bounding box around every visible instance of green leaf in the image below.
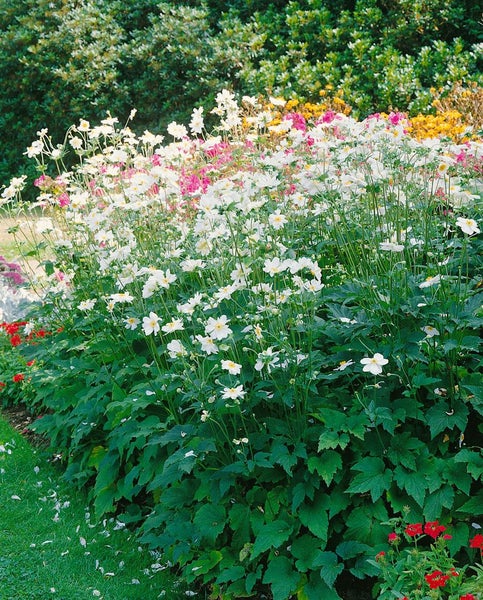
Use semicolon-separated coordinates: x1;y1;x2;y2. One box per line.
387;433;424;470
328;486;351;518
411;373;442;388
185;550;223;581
215;565;246;584
291;534;324;572
111;381;126;402
335;540;372;560
393;465;427;507
443;461;472;495
314;551;344;588
460;335;481;351
454;449;483;480
251;520;293;558
302;572;342;600
262;556;300;600
346;457;392;502
307;450;342;486
457;491;483;516
270;442;298;474
264;487;286;519
87;445;108;469
299;494;329;541
291;482;307;512
447;522;470;555
193;504;226;544
426;400;469;438
318;430;349;451
424;485;455;520
345;503;388;545
94;484;116;517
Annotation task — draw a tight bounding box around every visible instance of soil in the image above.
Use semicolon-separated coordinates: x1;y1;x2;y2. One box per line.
1;404;48;447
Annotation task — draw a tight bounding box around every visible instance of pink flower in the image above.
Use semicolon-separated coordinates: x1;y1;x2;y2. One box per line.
58;192;70;207
284;112;307;132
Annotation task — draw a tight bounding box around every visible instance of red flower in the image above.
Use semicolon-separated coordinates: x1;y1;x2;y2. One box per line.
26;360;35;367
425;570;450;589
0;382;5;389
10;334;22;347
460;595;476;600
12;373;24;383
405;523;423;537
375;551;385;561
388;532;399;543
469;533;483;549
424;521;446;539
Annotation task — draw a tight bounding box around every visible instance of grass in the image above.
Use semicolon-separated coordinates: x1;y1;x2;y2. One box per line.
0;414;190;600
0;209;39;261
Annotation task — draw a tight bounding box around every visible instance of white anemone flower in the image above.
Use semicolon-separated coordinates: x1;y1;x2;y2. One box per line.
205;315;232;340
166;339;187;358
456;217;480;236
221;385;246;400
419;274;441;289
124;317;140;330
167;122;188;139
142;312;161;335
268;210;288;230
161;319;184;334
78;299;96;311
422;325;440;338
195;335;219;355
360;353;389;375
221;360;242;375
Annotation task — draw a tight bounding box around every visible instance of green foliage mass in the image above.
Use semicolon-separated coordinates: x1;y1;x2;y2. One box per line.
3;104;482;597
0;0;481;193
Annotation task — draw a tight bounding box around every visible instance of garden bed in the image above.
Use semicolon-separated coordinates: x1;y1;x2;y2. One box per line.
1;94;481;599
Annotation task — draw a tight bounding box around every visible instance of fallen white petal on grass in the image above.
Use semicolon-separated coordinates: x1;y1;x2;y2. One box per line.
11;494;21;500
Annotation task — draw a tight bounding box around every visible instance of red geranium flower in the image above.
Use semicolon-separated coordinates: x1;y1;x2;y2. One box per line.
405;523;423;537
388;532;399;543
425;570;450;589
460;594;476;600
424;520;446;539
10;334;22;346
12;373;24;383
375;551;385;561
469;533;483;549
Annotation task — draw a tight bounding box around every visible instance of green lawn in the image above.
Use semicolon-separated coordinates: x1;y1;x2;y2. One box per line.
0;415;189;600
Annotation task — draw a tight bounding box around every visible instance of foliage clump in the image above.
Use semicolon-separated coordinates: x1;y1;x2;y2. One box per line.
2;92;482;598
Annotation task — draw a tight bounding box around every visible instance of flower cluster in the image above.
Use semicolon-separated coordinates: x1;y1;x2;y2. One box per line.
0;321;47;404
375;517;483;600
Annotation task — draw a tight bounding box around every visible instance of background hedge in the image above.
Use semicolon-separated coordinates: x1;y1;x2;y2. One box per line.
0;0;482;192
